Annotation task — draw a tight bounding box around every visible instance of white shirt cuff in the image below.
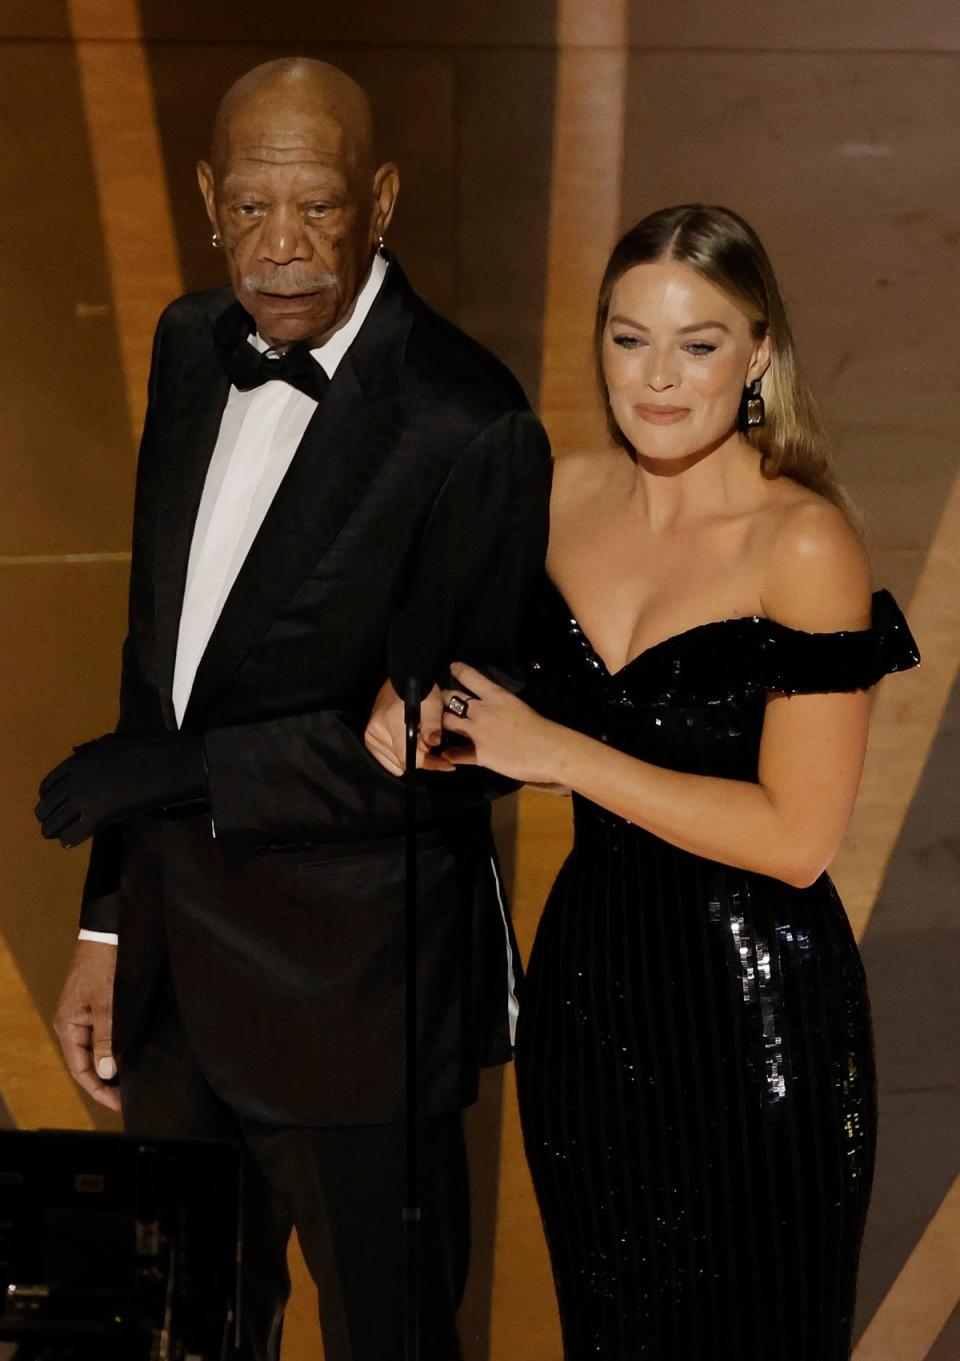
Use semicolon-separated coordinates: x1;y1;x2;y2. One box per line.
78;929;119;945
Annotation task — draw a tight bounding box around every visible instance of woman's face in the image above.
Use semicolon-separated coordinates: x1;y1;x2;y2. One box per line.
602;259;770;462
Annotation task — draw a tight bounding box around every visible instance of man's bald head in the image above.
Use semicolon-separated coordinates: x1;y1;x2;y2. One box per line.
197;58;399;348
209;59;377;180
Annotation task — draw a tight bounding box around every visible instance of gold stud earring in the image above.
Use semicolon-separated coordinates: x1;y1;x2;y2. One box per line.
211;231;222;249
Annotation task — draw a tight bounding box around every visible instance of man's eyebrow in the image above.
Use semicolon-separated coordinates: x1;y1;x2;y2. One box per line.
608;314;731;335
219;182;349;207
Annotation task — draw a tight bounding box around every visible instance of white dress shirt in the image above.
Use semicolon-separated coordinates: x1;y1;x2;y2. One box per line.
79;254;389;946
173;251;388;725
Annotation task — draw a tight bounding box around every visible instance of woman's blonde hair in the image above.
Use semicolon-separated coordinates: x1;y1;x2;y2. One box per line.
594;204;848;509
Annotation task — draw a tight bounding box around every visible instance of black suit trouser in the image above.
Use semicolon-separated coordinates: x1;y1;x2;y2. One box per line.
120;968;468;1361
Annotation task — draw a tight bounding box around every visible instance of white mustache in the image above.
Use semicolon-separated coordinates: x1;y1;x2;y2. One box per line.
241;271;338;295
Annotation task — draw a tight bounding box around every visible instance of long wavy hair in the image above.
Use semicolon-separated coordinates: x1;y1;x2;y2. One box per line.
594;204;847;509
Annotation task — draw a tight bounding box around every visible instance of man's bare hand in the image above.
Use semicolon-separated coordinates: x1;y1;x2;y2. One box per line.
364;679;455;776
53;941;121;1112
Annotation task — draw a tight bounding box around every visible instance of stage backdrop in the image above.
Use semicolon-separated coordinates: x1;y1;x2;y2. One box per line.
1;3;957;1358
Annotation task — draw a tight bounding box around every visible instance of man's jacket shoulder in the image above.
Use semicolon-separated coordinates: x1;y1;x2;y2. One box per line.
157;287;235;338
405;290;531;423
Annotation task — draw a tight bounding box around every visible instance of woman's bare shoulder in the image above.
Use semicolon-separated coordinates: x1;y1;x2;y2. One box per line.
759;485;872;633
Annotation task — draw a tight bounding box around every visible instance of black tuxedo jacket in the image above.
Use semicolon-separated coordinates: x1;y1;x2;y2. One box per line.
80;259;552;1125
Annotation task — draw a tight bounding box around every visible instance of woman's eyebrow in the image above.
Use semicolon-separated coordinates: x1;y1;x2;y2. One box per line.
609;314;731;335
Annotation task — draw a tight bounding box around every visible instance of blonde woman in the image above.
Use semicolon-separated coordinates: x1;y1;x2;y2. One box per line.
433;207;919;1359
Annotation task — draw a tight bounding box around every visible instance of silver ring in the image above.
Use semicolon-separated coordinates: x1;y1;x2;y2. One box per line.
444;694;470;719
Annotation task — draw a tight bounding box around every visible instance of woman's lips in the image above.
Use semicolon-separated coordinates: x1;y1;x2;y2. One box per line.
634;404;690;425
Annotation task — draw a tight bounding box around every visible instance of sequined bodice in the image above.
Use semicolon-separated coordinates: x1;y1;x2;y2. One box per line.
530;585;919;784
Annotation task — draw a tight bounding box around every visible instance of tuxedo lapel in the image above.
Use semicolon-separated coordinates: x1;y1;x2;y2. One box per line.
179;264;415;727
152;310;232;730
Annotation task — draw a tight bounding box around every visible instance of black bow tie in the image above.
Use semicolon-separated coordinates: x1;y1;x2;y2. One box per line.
213;301;330;402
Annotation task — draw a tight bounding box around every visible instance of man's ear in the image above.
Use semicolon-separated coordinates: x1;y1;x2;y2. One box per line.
196;160;219;232
372;162;400;242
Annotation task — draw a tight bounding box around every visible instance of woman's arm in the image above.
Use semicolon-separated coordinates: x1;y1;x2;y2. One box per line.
443;502;874;888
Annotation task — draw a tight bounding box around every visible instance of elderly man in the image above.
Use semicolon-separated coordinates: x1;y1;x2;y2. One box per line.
37;59;550;1360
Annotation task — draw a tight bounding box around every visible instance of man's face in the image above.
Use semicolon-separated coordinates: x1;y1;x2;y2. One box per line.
198;106;387;347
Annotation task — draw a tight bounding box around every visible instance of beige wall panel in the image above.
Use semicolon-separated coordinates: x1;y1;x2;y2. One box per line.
849;457;959;604
70;28;184;437
0;559;128;1106
793;216;958;437
135;1;557;46
539;44;628;451
838;429;958;602
65;0;141;40
0;40;133;555
0;3;70;38
366;54;459;319
619;54;960;416
927;1305;960;1361
619;51;959;588
457;50;558;404
22;0;960;50
628;2;960;51
855;1172;960;1361
559;0;627;47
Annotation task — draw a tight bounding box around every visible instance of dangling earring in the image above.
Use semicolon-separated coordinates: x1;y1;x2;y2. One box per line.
743;377;765;428
211;231;222;249
377;233;386;255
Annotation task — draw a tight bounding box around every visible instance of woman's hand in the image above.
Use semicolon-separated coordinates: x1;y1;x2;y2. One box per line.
364;679;456;776
441;662;567;785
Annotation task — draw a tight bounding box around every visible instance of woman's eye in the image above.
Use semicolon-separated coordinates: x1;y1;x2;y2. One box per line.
684;342;717;356
612;334;643;349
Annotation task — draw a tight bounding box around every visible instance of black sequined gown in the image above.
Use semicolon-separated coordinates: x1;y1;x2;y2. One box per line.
515;587;919;1361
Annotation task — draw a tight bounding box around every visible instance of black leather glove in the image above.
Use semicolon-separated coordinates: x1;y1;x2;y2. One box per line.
35;732;207;848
